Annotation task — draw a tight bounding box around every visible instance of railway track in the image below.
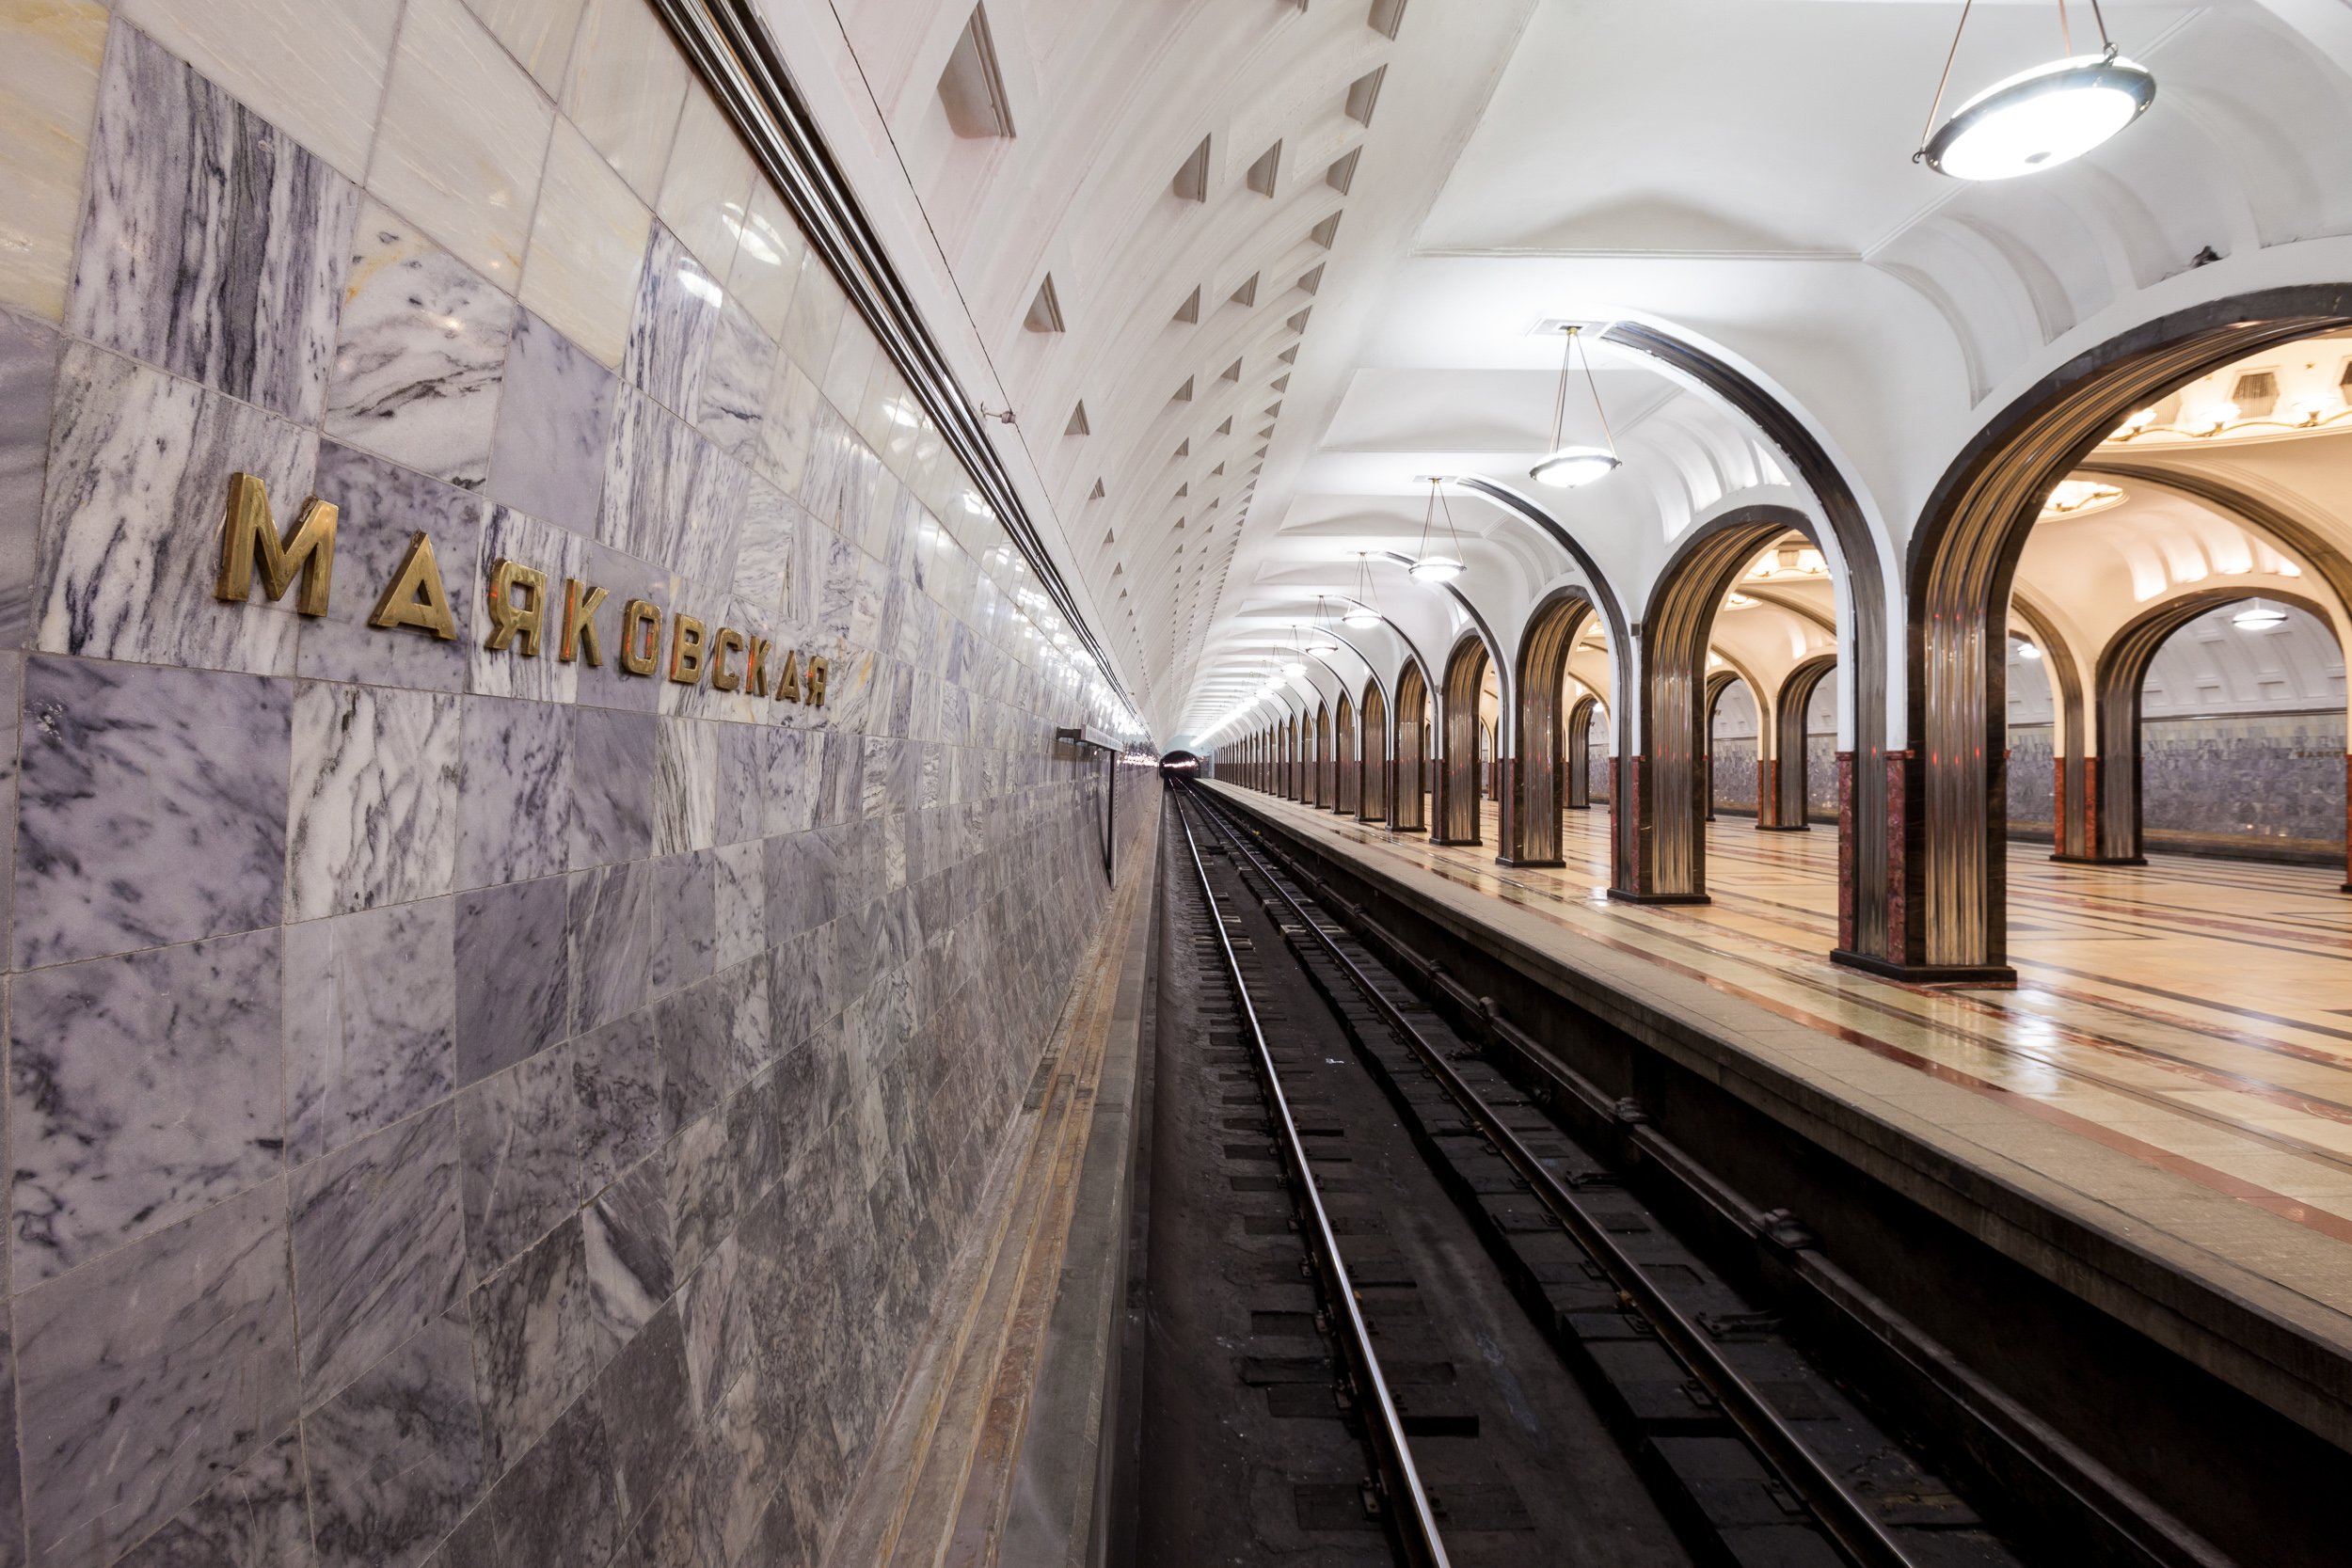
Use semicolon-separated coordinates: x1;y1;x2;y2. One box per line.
1151;784;2026;1568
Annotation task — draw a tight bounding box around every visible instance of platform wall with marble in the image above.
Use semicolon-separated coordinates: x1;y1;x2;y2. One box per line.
0;4;1138;1568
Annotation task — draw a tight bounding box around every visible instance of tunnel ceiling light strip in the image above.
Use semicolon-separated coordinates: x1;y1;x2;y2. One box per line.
1915;1;2154;180
649;0;1142;729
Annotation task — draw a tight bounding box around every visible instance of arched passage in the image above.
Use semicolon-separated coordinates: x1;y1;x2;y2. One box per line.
1392;660;1430;832
1767;656;1836;831
1900;287;2352;979
2010;598;2090;861
1566;695;1601;812
1311;702;1331;808
1359;679;1389;823
1703;669;1748;825
2090;590;2342;864
1620;507;1816;903
1505;588;1598;866
1437;635;1491;846
1335;691;1359;815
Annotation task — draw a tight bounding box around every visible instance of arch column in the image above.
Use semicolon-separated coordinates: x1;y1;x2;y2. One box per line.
1435;637;1488;846
1763;657;1836;830
1336;693;1359;815
1391;663;1429;832
1504;591;1595;866
1359;682;1389;822
1565;696;1597;811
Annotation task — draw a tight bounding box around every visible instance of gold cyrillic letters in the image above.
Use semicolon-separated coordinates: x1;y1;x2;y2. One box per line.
368;532;458;641
621;599;661;674
668;614;707;684
215;472;337;616
710;626;744;691
561;579;606;665
806;655;829;707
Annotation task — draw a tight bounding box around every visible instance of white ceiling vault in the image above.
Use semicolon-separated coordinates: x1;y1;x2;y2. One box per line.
759;0;2352;751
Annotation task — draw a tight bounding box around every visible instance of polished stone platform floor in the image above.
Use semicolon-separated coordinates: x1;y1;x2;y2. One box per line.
1207;784;2352;1344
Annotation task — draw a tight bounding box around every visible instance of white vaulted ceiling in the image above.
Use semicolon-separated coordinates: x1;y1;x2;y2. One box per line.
762;0;2352;748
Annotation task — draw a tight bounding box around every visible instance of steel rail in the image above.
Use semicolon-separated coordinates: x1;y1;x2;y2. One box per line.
1169;794;1452;1568
1185;784;1924;1568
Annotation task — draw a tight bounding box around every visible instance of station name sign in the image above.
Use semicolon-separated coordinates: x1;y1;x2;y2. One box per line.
213;473;827;705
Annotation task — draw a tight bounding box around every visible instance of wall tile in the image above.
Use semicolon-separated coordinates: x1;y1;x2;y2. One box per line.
591;1299;692;1529
454;874;570;1085
581;1162;672;1344
304;440;488;693
468;506;583;703
287;681;463;921
15;656;291;969
572;1006;666;1197
467;1212;615;1473
652;88;754;280
567;859;652;1034
692;296;772;465
367;0;556;290
723;183;804;343
458;696;571;889
325;201;516;490
485;1382;619;1568
464;0;588;95
118;0;405;183
0;309;56;653
620;225;719;422
457;1042;583;1277
70;24;357;423
560;0;688;200
652;971;730;1132
292;1102;467;1408
570;541;670;715
0;0;108;321
652;719;714;856
286;895;458;1164
15;1178;297;1568
301;1315;485;1568
755;356;818;498
485;309;616;534
712;840;763;974
646;850;714;1000
10;927;283;1284
567;705;654;868
112;1429;315;1568
779;253;846;386
517;119;649;373
35;341;315;676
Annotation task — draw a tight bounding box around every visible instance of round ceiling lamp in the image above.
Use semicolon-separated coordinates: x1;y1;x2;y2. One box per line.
2231;605;2288;630
2014;640;2042;660
1530;325;1620;488
1915;3;2153;181
1343;551;1383;626
1410;479;1468;583
1303;596;1341;656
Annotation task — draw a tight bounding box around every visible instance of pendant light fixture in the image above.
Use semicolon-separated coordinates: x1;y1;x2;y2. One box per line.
1915;0;2153;181
1529;325;1620;488
2231;604;2288;631
1343;551;1383;626
1303;596;1340;656
1409;478;1466;583
1280;626;1308;678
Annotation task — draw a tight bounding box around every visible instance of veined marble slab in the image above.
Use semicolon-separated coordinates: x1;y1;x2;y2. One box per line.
285;680;462;922
284;895;458;1165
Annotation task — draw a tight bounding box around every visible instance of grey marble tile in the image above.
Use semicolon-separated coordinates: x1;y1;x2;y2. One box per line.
676;1236;754;1425
570;541;671;716
287;681;462;921
15;657;292;969
672;440;749;596
652;719;714;856
762;829;838;943
592;1300;693;1532
620;225;717;420
567;706;655;868
653;970;731;1131
416;1502;495;1568
646;850;714;1001
301;1315;485;1568
286;896;458;1164
567;861;653;1035
802;402;880;543
292;1103;466;1409
597;387;745;584
324;201;514;490
111;1428;314;1568
0;309;59;653
712;840;764;973
582;1163;673;1346
711;723;762;847
456;697;570;890
691;294;771;464
467;1212;615;1474
67;25;356;422
467;506;584;704
571;1008;666;1193
727;471;803;624
663;1110;736;1285
754;356;818;499
454;875;570;1087
10;927;282;1284
726;1064;785;1210
456;1044;583;1278
35;341;314;675
15;1179;297;1568
763;727;826;842
301;441;486;692
485;1382;619;1568
486;310;616;537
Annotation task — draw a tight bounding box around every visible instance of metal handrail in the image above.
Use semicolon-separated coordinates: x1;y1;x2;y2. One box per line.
1171;793;1452;1568
1190;788;1921;1568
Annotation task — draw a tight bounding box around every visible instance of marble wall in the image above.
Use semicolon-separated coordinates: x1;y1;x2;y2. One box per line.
0;5;1142;1568
2005;717;2346;853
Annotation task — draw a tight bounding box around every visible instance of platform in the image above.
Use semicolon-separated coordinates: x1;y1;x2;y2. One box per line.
1202;782;2352;1451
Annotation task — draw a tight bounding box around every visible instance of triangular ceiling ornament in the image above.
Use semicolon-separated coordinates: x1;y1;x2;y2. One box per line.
1024;274;1064;332
1327;148;1360;194
1270;374;1289;393
1215;416;1232;436
1172;437;1189;458
1173;285;1200;325
1229;274;1259;309
1171;375;1194;403
1219;358;1242;383
1064;401;1089;436
1277;345;1298;364
1310;212;1343;248
1344;65;1387;127
1246;140;1282;197
1296;263;1324;295
1173;135;1212;201
1286;308;1311;334
1089;478;1105;499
